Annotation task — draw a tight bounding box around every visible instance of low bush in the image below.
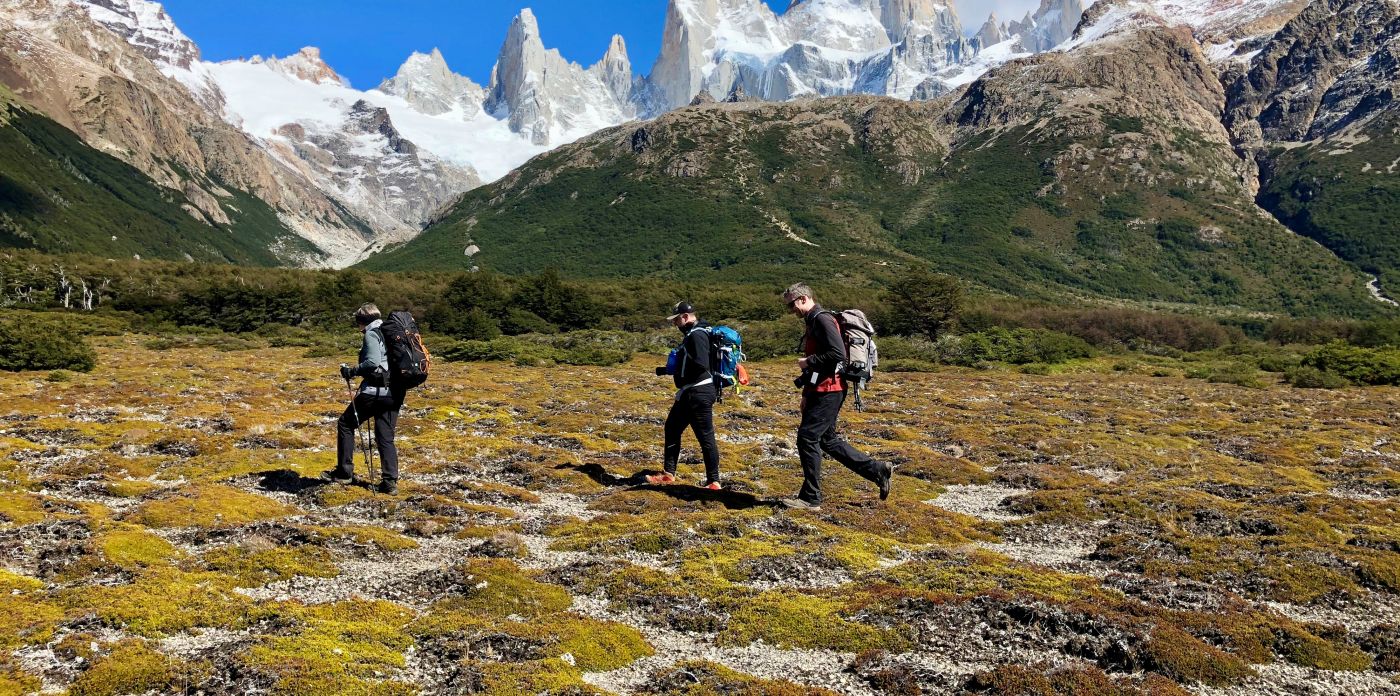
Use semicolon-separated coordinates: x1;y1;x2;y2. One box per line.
1300;342;1400;386
1185;362;1263;388
938;328;1095;366
1285;366;1351;389
0;317;97;372
440;332;637;367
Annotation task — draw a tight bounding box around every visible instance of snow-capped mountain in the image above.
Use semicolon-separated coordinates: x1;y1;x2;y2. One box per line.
19;0;1331;269
378;48;486;118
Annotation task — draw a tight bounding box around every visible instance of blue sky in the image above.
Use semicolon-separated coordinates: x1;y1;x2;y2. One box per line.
161;0;1042;89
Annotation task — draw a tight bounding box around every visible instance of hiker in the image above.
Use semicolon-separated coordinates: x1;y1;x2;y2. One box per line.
322;303;403;494
648;301;722;490
780;283;892;510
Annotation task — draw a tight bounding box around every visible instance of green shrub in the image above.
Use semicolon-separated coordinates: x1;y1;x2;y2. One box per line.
937;328;1095;366
1187;362;1263;388
46;370;73;382
876;335;940;363
1256;353;1299;373
439;333;635;367
1300;342;1400;386
1285;366;1351;389
882;359;940;373
881;267;964;341
0;318;96;372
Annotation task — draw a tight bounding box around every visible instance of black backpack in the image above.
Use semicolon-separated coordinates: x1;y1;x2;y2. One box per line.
379;310;431;389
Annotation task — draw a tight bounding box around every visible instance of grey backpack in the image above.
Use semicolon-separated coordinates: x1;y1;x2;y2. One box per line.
828;309;878;411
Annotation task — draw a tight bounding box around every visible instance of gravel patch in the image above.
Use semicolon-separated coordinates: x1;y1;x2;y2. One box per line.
924;484;1031;521
1192;661;1400;696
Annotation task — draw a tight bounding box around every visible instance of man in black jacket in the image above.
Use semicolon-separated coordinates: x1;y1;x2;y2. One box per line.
780;283;892;510
648;301;722;489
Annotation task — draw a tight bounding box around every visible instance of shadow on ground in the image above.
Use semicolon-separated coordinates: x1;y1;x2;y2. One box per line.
563;463;776;510
258;469;378;494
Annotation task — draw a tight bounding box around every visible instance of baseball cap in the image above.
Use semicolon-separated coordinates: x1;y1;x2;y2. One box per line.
666;301;696;321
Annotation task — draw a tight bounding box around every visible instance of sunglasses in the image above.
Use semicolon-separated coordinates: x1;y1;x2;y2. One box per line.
786;297;805;308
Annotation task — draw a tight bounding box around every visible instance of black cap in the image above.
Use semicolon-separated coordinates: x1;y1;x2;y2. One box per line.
666;301;695;321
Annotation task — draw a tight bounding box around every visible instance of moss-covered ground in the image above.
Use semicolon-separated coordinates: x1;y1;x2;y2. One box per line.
0;336;1397;694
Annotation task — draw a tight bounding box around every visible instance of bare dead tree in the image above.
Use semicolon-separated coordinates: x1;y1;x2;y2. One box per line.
55;265;74;309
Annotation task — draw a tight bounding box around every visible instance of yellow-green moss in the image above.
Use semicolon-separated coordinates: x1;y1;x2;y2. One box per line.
98;526;183;571
133;484;298;529
0;664;42;696
68;640;202;696
720;592;907;652
198;544;339;586
0;570;42;593
439;559;572;619
870;550;1099;603
62;569;259;637
305;524;419;552
102;479;160;499
0;492;47;527
411;608;652;672
649;660;839;695
0;590;62;650
241;599;415;696
466;658;605;696
1144;625;1253;686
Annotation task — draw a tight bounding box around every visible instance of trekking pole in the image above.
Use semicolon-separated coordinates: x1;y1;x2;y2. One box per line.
366;418;376;488
345;376;369;484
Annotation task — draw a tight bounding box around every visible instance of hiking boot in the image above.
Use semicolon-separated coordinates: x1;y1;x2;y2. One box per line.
877;461;895;501
779;497;820;511
377;479;398;495
645;473;677;485
320;470;353;485
701;480;722;491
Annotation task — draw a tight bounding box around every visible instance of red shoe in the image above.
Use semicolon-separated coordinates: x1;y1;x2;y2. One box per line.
645;473;676;485
702;481;722;491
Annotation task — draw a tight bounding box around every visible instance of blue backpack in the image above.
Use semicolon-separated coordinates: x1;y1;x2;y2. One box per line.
707;326;745;398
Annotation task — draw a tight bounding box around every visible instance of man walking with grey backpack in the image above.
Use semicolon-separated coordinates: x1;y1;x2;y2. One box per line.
321;303;405;495
779;284;892;510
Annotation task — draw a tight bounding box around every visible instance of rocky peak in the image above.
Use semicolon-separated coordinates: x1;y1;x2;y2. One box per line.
486;8;635;145
878;0;961;43
71;0;200;69
255;47;348;86
975;11;1009;47
377;48;485;117
1021;0;1086;52
590;34;633;105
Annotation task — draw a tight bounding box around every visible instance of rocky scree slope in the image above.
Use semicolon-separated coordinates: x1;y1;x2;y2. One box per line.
367;4;1382;318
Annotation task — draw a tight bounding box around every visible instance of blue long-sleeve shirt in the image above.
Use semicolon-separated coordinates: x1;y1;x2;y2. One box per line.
354;319;389;388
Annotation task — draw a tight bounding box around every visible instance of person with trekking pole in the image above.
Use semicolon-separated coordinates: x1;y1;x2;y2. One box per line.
321;303;404;494
779;283;893;510
647;301;723;490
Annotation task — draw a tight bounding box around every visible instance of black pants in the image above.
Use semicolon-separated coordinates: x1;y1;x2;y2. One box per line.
335;390;404;482
796;389;878;504
663;384;720;483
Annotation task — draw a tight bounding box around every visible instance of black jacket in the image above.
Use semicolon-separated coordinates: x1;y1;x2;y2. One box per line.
673;322;713;389
801;305;846;385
